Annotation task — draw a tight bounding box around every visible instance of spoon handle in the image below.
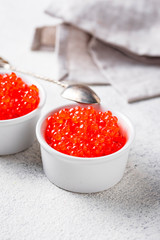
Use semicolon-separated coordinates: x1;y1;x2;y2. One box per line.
9;65;67;88
3;64;109;87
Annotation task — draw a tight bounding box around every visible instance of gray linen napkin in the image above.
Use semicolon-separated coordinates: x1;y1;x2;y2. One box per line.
32;0;160;102
55;24;160;102
55;24;108;85
46;0;160;58
32;26;56;51
89;38;160;103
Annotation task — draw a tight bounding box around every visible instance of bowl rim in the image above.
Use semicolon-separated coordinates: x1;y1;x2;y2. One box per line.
0;70;46;125
36;104;135;163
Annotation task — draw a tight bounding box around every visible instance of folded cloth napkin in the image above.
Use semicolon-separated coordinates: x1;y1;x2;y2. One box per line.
32;26;56;51
32;0;160;102
46;0;160;58
55;24;108;85
89;38;160;103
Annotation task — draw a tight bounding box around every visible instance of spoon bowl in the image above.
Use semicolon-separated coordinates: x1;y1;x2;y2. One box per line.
61;84;100;104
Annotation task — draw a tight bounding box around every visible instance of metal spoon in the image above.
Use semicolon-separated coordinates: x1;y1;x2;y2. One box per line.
0;57;100;104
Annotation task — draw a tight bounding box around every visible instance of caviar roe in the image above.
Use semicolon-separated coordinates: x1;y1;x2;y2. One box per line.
45;106;127;158
0;72;40;120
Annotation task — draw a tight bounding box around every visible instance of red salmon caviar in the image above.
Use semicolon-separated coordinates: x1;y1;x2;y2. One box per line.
45;106;126;158
0;72;40;120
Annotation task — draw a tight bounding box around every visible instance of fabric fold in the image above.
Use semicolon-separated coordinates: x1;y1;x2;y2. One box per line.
46;0;160;58
55;24;108;85
89;38;160;103
31;0;160;103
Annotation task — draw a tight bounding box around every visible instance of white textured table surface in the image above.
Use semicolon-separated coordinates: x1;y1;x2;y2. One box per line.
0;1;160;239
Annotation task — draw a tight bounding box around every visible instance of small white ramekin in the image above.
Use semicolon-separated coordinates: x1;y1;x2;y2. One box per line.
0;71;46;155
36;104;135;193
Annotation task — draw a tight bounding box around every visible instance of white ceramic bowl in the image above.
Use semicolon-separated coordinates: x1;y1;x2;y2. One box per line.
36;104;135;193
0;71;46;155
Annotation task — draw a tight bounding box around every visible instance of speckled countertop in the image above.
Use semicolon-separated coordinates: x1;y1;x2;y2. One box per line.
0;1;160;239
